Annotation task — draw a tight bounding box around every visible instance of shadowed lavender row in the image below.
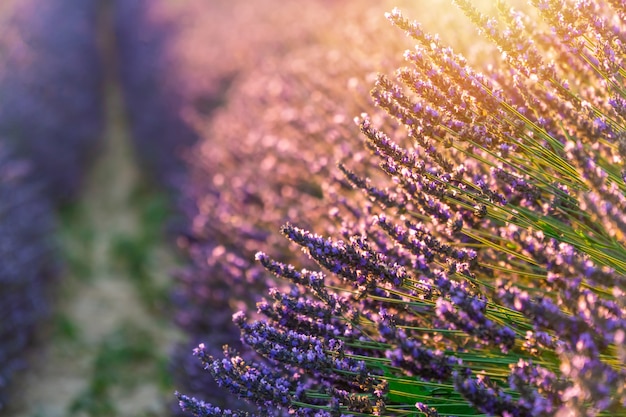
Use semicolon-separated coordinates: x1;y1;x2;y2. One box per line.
112;1;248;410
113;0;200;193
0;0;102;408
0;146;55;408
0;0;103;205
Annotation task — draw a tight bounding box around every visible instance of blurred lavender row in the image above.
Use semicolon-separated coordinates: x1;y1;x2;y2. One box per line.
0;0;103;205
0;0;102;407
113;0;199;193
0;147;55;408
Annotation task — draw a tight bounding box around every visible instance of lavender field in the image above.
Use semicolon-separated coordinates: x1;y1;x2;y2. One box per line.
1;1;625;417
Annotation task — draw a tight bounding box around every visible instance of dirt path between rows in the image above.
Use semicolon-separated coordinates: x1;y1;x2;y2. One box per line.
5;2;184;416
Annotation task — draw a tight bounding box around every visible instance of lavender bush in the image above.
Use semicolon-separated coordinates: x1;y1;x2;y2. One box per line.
0;0;103;205
0;145;55;408
178;0;626;416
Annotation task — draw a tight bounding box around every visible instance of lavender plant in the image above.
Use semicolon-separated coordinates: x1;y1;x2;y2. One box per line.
178;1;626;416
0;145;56;409
0;0;103;205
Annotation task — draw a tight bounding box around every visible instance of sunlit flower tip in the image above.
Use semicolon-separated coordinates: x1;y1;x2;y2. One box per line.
354;113;369;126
415;402;440;416
385;8;402;20
232;311;246;325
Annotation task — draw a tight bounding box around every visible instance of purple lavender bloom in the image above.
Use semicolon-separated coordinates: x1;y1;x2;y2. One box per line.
257;286;355;339
414;403;440;417
507;359;562;416
454;370;533;417
193;343;295;413
234;314;367;379
177;392;256;417
384;329;456;381
282;223;408;290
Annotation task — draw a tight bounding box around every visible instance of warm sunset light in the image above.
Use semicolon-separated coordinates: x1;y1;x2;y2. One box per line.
1;1;624;417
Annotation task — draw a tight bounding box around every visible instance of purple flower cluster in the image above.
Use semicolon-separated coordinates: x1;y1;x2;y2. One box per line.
173;1;626;416
0;0;103;205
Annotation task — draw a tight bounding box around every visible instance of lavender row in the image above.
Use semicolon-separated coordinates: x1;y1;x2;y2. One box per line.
112;3;243;401
176;1;626;416
0;0;103;205
0;0;102;407
0;146;56;408
113;0;200;193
